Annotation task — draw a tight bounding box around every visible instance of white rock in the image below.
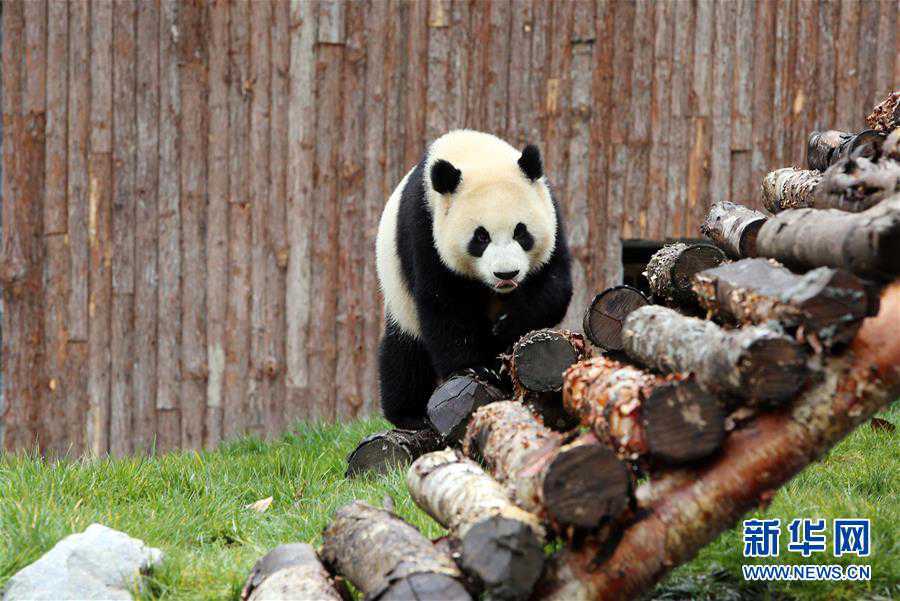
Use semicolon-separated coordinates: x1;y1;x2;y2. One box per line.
2;523;163;601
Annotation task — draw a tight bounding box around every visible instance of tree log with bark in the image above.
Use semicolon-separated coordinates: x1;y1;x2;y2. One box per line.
644;243;727;307
426;369;506;445
536;282;900;601
866;90;900;133
562;357;725;464
463;401;632;530
755;193;900;280
406;449;545;600
761;167;823;213
320;501;471;601
693;258;869;350
507;329;588;430
806;129;884;172
700;201;768;259
345;428;443;478
583;285;651;352
622;305;809;406
241;543;349;601
814;153;900;212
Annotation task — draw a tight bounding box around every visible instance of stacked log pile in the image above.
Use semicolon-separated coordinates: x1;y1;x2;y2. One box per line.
255;91;900;600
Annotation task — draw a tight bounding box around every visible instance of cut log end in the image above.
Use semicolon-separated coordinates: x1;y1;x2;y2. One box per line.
583;286;650;351
512;330;583;392
542;438;632;529
346;429;442;478
646;243;727;306
427;373;505;444
459;516;545;601
380;573;471;601
644;381;726;464
739;334;810;404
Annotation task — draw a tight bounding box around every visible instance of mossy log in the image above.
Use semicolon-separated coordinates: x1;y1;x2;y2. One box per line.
345;428;443;478
320;501;471;601
426;369;506;445
463;401;632;530
562;356;725;464
644;242;727;307
406;449;545;600
536;282;900;601
700;201;768;259
583;285;651;352
755;194;900;280
693;258;869;350
241;543;349;601
622;305;809;406
761;167;823;213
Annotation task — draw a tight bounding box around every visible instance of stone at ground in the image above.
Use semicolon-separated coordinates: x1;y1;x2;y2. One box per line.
2;523;163;601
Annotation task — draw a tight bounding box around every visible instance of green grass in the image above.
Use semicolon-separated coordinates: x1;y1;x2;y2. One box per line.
1;404;897;601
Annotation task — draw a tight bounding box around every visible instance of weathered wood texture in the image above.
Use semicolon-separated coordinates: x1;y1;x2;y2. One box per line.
2;1;898;454
241;543;348;601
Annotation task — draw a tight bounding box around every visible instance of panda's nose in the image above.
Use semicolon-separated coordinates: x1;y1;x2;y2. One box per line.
494;269;519;280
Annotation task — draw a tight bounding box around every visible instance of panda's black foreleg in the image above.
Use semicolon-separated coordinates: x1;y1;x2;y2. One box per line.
378;322;438;430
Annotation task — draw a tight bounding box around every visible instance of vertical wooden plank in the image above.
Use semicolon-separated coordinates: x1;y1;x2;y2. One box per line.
749;0;775;211
336;0;367;420
384;0;405;211
543;1;574;220
730;0;755;203
448;0;471;129
485;0;511;136
1;0;44;451
506;0;534;146
309;28;344;423
180;0;209;449
856;0;880;116
134;0;159;454
45;0;68;236
647;0;673;239
529;0;550;148
404;0;428;165
224;0;251;438
560;0;594;331
317;0;345;44
285;0;316;423
157;0;181;451
110;0;137;457
44;0;70;455
666;0;693;235
206;0;229;447
88;0;113;456
815;0;839;130
686;0;712;236
874;0;897;101
587;0;614;288
266;0;289;435
623;0;653;239
834;0;860;129
792;0;818;168
248;0;271;435
360;0;388;415
770;0;794;168
710;0;735;204
425;0;451;141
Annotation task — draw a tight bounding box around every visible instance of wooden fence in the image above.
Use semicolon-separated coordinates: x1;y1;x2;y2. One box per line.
1;0;897;456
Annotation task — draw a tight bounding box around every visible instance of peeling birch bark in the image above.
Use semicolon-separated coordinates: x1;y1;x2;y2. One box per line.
761;167;823;213
537;282;900;601
406;449;545;600
755;194;900;280
241;543;348;601
622;305;809;405
320;501;471;601
463;401;632;530
700;201;768;259
563;356;724;464
693;258;869;350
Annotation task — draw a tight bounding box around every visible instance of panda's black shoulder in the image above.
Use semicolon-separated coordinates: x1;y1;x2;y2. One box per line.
396;159;438;295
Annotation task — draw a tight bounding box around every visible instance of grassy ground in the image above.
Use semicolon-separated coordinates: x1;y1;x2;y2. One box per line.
1;404;897;601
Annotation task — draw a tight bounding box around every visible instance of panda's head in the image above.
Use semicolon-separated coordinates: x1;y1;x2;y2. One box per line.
426;132;557;294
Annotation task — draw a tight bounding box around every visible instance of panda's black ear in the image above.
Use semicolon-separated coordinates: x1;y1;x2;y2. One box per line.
518;144;543;181
431;159;462;195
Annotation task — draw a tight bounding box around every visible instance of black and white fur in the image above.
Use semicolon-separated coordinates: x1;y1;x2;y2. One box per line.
375;130;573;428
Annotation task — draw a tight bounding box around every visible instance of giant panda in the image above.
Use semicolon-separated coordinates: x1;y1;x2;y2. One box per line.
375;130;573;428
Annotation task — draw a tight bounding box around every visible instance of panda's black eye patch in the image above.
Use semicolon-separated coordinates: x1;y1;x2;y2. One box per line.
468;226;491;257
513;222;534;251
